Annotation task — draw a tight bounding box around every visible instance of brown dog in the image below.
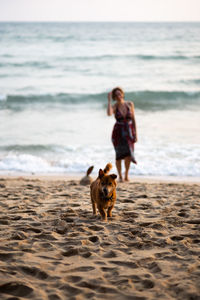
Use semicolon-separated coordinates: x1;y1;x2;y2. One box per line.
90;163;117;221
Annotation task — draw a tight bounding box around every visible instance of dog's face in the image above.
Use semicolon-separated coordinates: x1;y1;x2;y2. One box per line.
98;169;117;197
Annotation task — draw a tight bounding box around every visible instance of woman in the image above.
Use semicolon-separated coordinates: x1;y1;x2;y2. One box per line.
107;87;138;182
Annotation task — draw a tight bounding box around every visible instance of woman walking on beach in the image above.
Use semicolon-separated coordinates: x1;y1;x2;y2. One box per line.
107;87;138;182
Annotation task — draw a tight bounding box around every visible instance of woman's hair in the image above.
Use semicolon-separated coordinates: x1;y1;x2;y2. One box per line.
111;87;124;101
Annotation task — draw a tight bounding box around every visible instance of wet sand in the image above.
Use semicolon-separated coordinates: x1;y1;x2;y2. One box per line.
0;176;199;300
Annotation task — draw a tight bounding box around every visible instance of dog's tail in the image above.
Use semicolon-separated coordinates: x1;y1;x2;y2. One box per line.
103;163;112;175
86;166;94;176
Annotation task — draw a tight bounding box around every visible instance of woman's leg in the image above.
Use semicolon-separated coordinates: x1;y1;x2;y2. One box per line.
124;156;131;181
116;159;123;181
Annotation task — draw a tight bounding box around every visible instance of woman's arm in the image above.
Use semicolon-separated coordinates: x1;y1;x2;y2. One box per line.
107;92;114;116
129;102;138;142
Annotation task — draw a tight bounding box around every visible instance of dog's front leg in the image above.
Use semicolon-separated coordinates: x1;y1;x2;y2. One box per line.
107;205;113;218
99;207;107;221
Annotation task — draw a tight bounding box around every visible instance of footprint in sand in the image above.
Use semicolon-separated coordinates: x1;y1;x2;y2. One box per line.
81;251;92;258
170;235;184;241
103;250;117;258
66;266;95;273
24;227;42;233
186;219;200;224
59;283;81;296
147;262;162;273
122;211;139;218
34;232;57;241
0;219;9;225
66;275;82;283
141;279;155;289
0;282;33;297
11;232;28;240
150;223;165;229
109;260;138;268
88;225;104;231
62;248;79;257
178;210;189;218
77;281;117;295
19;266;49;280
0;252;14;261
48;293;62;300
88;235;99;243
101;266;118;273
9;215;22;221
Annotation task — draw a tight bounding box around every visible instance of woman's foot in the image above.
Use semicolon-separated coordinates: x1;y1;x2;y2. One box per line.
118;176;124;182
124;177;130;182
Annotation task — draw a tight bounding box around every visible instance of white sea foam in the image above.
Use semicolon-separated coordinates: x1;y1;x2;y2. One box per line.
0;94;7;101
0;141;200;177
0;154;61;174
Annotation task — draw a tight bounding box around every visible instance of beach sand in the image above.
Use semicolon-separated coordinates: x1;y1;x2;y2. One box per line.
0;175;199;300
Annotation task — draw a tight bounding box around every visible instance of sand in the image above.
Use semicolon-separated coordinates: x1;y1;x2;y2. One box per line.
0;175;199;300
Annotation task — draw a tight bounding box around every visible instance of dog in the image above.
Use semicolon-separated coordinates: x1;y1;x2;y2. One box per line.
90;163;117;221
80;166;94;185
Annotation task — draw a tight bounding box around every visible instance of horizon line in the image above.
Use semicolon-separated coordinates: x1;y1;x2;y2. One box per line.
0;20;200;23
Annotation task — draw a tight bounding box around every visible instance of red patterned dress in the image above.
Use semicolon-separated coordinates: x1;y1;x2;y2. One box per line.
112;102;137;163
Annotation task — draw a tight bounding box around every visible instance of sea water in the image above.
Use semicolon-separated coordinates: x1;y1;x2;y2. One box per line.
0;22;200;177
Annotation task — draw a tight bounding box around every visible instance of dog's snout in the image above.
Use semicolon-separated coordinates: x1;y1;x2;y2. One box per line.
103;187;108;196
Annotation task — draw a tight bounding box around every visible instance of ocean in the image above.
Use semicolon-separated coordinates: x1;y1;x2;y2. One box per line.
0;22;200;177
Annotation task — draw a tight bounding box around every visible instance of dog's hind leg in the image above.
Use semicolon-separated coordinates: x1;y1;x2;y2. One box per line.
92;201;97;215
90;187;97;215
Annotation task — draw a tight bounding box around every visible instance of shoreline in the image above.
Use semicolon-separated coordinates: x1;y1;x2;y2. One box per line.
1;172;200;184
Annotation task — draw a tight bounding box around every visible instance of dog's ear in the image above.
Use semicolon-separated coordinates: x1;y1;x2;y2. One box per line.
110;174;117;180
99;169;104;179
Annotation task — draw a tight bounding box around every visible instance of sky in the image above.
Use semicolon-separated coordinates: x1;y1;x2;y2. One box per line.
0;0;200;22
